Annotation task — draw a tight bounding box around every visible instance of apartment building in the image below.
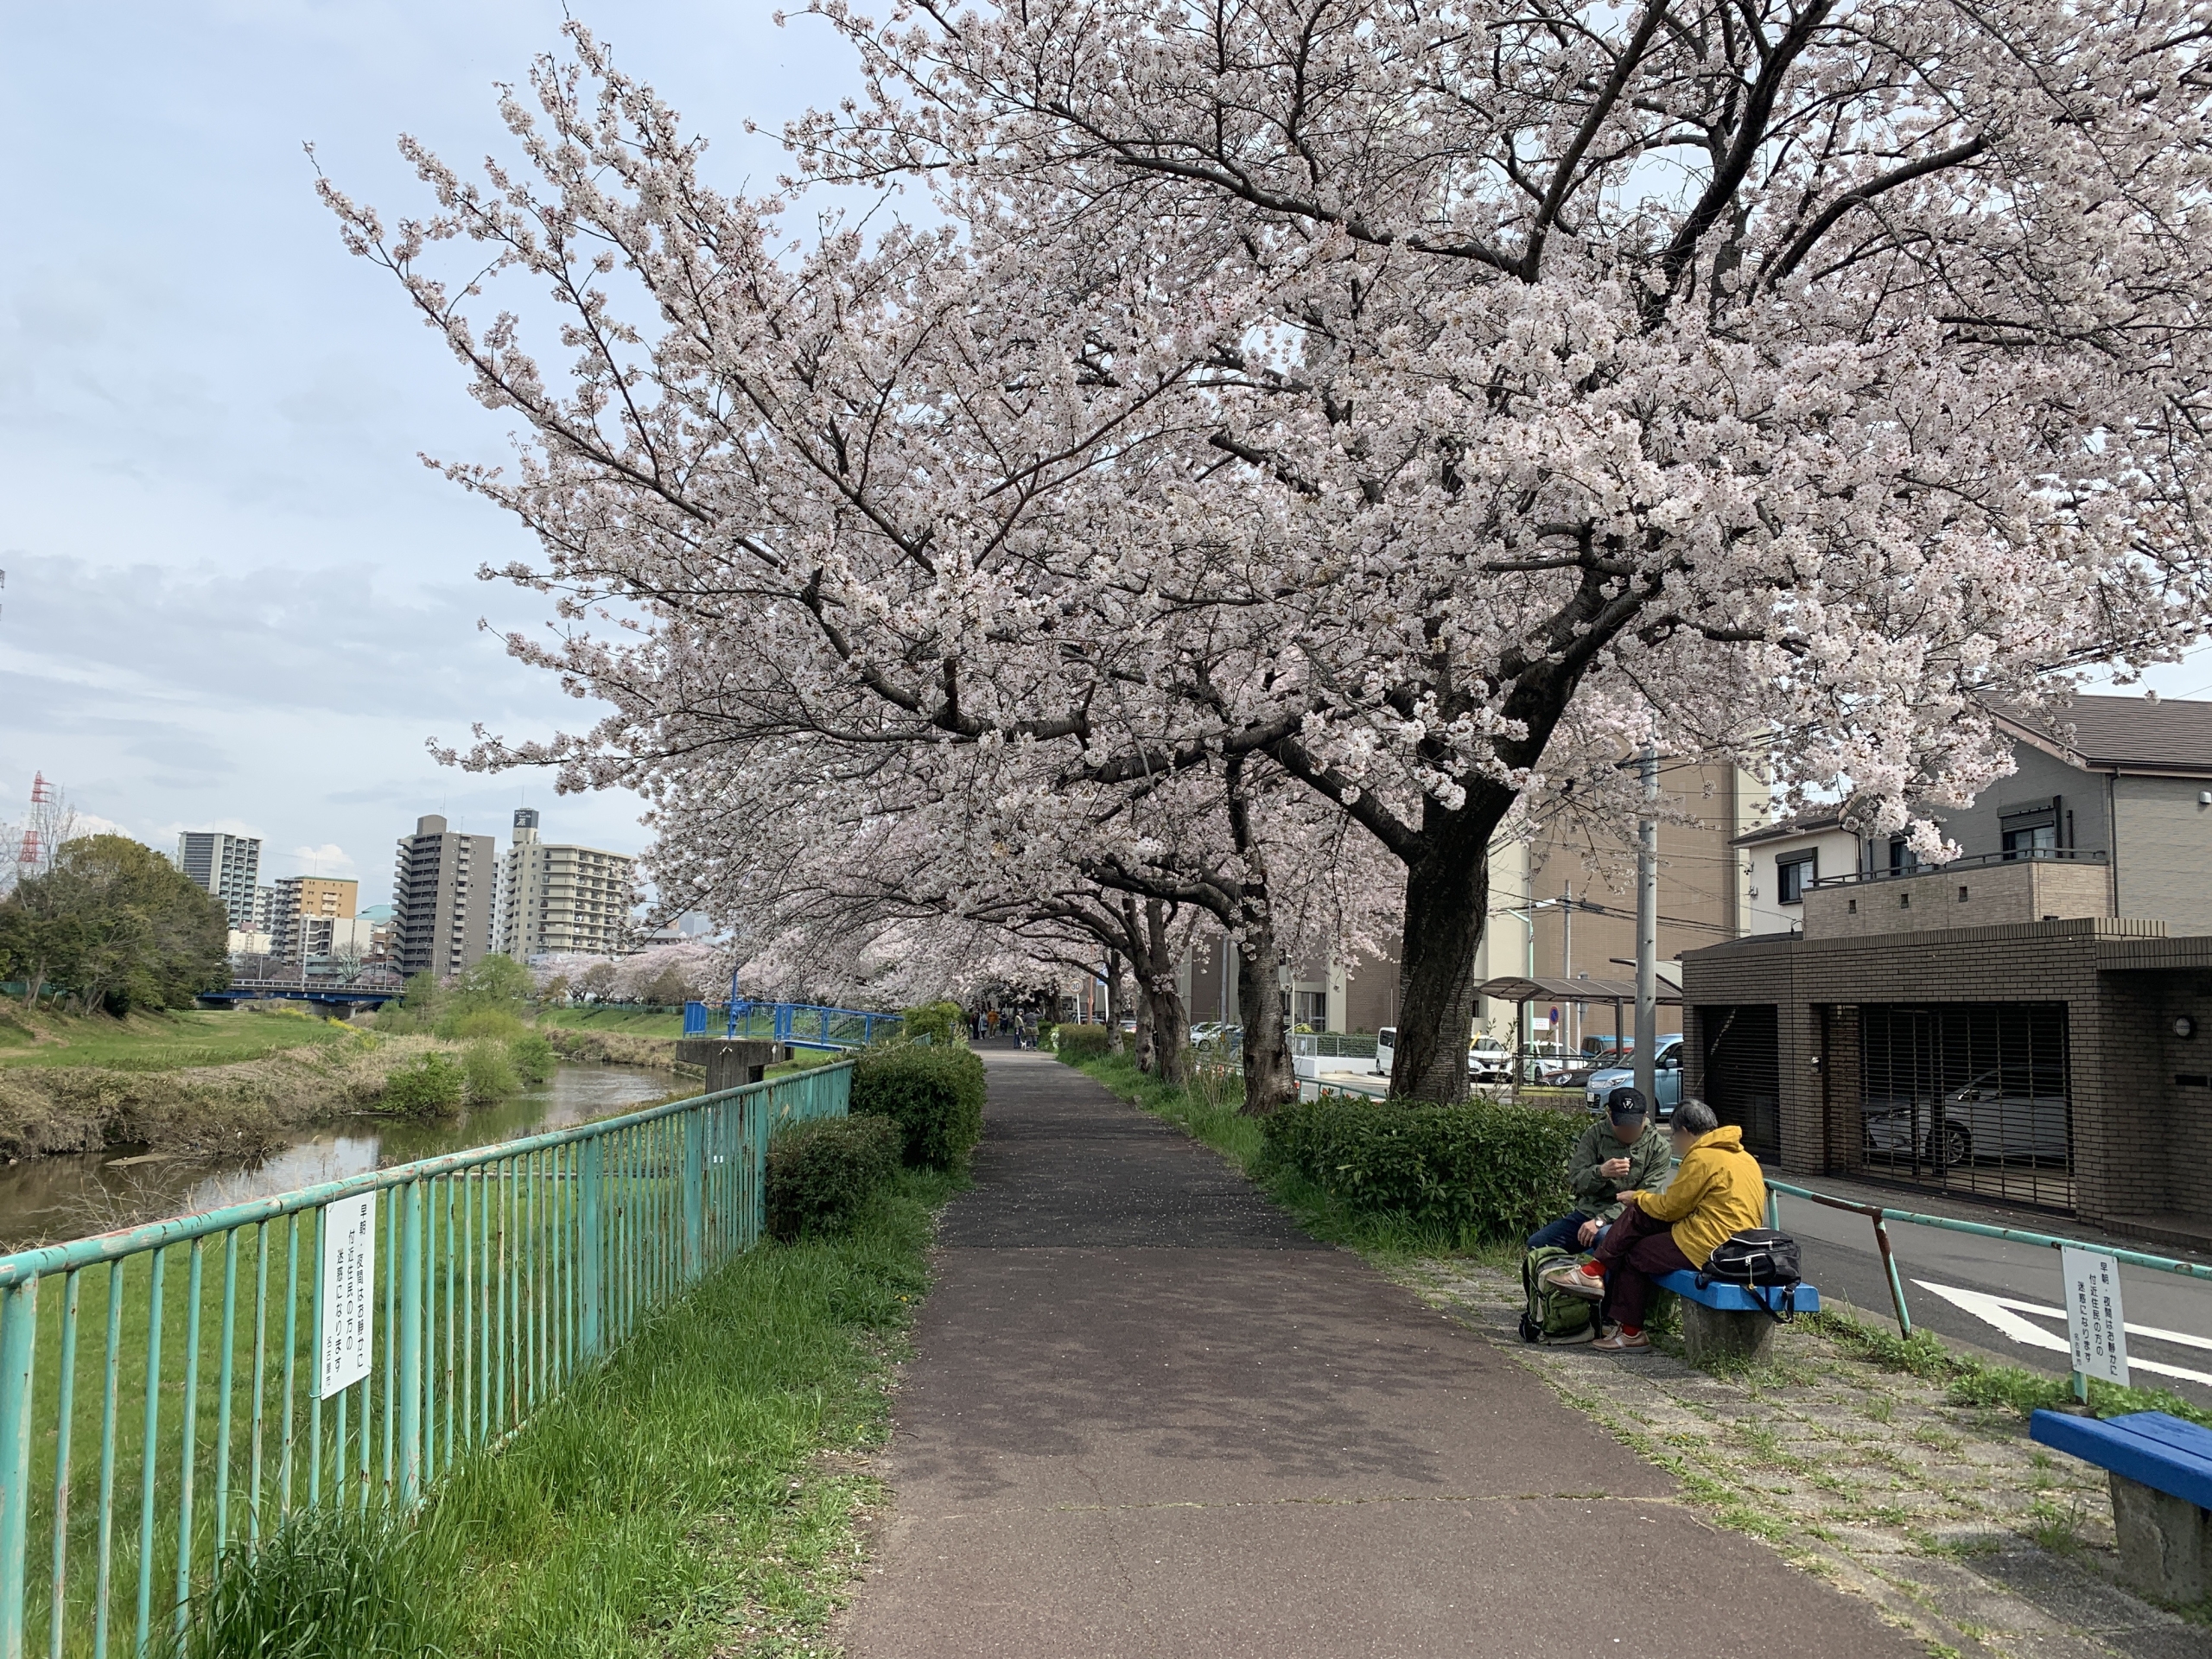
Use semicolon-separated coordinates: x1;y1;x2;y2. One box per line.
496;809;637;961
270;875;359;962
1183;761;1768;1041
391;816;495;979
175;832;262;930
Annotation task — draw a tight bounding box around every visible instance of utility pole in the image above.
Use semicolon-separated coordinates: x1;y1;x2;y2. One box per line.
1561;882;1573;1053
1634;744;1660;1103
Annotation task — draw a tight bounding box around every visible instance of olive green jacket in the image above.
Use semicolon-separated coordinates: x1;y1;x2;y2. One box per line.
1567;1122;1672;1222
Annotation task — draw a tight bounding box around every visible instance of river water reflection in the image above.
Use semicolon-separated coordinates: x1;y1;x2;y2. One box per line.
0;1063;683;1250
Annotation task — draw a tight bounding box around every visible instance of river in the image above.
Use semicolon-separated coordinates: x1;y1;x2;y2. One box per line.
0;1062;683;1252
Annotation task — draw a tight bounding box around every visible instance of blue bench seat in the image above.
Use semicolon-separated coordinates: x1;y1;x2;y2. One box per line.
1654;1269;1819;1316
2031;1410;2212;1601
2031;1409;2212;1510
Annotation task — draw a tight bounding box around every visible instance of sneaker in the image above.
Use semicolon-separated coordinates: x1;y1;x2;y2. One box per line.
1541;1265;1605;1302
1592;1329;1651;1353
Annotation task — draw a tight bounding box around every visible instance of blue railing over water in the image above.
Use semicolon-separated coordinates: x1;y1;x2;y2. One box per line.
681;1000;900;1050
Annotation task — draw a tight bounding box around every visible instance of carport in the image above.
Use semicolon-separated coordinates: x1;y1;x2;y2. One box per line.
1474;973;1683;1098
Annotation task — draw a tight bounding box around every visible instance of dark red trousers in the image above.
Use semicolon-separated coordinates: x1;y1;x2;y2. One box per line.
1592;1202;1694;1331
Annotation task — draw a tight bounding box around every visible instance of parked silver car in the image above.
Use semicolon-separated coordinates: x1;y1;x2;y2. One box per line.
1862;1070;2070;1166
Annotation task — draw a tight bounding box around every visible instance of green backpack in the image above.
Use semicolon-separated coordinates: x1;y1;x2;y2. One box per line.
1519;1244;1599;1344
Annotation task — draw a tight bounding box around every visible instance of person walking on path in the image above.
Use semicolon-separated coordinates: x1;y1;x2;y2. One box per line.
1545;1098;1767;1353
1525;1087;1670;1252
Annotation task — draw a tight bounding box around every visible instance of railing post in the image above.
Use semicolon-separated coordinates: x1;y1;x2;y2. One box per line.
579;1138;603;1361
683;1109;705;1283
0;1276;37;1659
397;1180;424;1505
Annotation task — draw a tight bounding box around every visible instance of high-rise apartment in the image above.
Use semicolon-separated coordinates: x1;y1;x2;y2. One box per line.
496;809;638;961
270;875;359;961
175;832;262;930
391;816;495;979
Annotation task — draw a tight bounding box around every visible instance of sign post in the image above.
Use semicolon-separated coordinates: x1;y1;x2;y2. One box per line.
2060;1246;2128;1402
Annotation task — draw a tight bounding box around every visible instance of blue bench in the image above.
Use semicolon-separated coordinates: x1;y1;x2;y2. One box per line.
2031;1410;2212;1602
1653;1270;1820;1365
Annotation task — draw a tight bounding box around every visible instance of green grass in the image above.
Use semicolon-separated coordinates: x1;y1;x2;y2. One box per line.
1809;1308;2212;1429
0;1008;349;1071
533;1008;690;1038
1065;1052;1522;1266
151;1166;957;1658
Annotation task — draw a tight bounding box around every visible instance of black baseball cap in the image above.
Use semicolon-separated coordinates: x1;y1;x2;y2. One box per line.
1605;1087;1649;1122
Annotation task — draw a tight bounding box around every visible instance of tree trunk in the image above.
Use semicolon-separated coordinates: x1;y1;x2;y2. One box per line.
1222;754;1295;1116
1387;800;1503;1103
1235;924;1295;1114
1104;951;1129;1053
1140;899;1191;1085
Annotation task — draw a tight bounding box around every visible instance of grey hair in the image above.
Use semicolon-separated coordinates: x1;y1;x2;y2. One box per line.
1673;1099;1719;1136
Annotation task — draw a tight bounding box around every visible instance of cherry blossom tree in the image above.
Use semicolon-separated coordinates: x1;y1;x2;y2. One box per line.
328;2;2212;1101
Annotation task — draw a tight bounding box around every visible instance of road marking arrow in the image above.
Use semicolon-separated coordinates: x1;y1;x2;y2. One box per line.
1913;1281;2212;1388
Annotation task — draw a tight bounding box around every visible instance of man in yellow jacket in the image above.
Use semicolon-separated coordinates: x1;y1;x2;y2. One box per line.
1542;1098;1767;1353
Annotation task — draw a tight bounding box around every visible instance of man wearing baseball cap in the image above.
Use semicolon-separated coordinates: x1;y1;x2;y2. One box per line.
1524;1087;1672;1254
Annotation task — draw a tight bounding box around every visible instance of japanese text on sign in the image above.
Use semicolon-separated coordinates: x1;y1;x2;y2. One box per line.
2061;1246;2129;1388
320;1193;376;1398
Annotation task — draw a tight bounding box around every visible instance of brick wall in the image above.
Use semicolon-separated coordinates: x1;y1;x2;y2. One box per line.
1681;917;2202;1226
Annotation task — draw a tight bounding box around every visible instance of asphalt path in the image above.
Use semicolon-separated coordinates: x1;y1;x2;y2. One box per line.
847;1052;1925;1659
1775;1184;2212;1407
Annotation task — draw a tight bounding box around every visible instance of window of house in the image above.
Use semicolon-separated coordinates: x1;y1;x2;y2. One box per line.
1888;837;1921;874
1777;854;1815;905
2002;823;2057;857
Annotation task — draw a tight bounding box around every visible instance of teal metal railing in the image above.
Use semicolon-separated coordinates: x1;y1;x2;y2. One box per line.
0;1060;851;1658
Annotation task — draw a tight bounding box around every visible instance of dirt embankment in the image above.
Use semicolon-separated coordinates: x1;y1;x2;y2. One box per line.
0;1033;464;1162
540;1027;690;1072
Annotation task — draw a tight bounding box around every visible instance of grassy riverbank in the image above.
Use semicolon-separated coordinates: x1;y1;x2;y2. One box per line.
0;1018;545;1163
164;1166;956;1659
0;1006;349;1071
535;1007;689;1038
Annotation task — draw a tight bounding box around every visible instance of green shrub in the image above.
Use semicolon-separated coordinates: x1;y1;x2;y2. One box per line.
899;999;966;1045
507;1030;557;1085
378;1052;464;1117
1262;1096;1581;1240
1053;1023;1110;1060
461;1039;520;1103
851;1045;986;1169
442;1006;527;1041
764;1114;903;1240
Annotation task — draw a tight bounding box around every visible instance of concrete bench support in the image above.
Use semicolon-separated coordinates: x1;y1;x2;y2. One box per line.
1653;1271;1819;1370
2031;1409;2212;1606
2110;1471;2211;1603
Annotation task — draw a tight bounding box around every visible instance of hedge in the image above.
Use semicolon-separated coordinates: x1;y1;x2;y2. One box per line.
850;1044;986;1169
1262;1096;1580;1239
1052;1024;1110;1060
764;1114;903;1240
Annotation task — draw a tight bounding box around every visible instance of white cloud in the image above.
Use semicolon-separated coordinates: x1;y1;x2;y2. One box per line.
289;842;354;877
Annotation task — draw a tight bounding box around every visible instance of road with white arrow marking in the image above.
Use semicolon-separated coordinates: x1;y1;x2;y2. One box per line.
1771;1186;2212;1406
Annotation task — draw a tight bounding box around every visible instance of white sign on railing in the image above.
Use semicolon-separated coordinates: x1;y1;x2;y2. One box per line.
320;1193;376;1398
2061;1246;2129;1387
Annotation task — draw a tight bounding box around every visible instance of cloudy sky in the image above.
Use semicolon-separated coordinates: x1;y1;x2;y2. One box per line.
0;2;858;898
7;3;2210;908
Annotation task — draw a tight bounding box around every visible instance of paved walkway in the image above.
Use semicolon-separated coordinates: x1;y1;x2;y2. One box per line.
846;1052;1922;1657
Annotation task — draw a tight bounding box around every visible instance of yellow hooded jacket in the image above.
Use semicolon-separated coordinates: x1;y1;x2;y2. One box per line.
1628;1124;1767;1268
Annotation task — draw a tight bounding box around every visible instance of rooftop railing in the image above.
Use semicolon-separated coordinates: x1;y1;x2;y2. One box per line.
1807;847;2109;889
